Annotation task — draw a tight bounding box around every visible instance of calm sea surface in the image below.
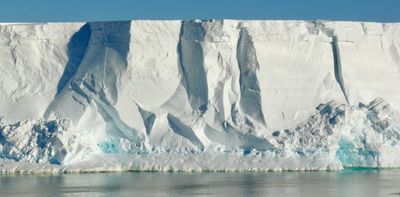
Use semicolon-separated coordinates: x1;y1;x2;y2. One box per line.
1;169;400;197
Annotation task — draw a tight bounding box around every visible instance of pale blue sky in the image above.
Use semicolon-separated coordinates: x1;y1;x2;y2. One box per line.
0;0;399;22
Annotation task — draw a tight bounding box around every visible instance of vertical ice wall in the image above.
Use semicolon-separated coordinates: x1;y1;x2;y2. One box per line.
126;21;181;109
0;20;399;157
242;21;347;130
324;22;400;110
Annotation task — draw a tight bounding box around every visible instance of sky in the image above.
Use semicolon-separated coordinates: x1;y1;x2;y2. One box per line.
0;0;399;22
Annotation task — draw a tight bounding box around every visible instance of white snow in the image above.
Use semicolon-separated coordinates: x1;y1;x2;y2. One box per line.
0;20;399;173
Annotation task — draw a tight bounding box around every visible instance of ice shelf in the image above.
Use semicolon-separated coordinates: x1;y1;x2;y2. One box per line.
0;20;399;173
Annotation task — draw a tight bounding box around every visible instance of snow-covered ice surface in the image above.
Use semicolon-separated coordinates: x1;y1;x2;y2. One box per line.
0;20;400;173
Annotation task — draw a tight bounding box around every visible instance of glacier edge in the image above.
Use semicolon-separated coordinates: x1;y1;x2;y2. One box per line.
0;20;400;172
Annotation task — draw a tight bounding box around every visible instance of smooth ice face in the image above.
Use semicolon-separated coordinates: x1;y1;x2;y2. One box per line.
0;20;399;172
0;23;86;122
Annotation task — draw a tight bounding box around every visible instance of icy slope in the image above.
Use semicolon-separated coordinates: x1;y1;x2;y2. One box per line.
0;20;400;172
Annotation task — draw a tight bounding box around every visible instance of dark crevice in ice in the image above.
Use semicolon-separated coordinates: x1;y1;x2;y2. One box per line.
361;23;368;35
236;27;266;125
177;20;208;114
331;35;349;104
167;113;204;150
138;105;156;136
389;43;400;66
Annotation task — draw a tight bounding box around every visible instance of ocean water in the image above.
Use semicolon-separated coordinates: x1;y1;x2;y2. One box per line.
1;169;400;197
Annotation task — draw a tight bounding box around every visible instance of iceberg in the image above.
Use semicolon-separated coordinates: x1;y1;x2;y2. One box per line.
0;20;399;173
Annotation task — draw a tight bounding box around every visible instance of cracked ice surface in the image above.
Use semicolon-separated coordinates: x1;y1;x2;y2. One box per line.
0;20;400;173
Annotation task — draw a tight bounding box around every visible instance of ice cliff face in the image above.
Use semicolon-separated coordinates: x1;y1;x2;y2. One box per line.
0;20;400;172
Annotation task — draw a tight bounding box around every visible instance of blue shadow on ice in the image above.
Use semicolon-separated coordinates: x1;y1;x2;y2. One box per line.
56;23;91;95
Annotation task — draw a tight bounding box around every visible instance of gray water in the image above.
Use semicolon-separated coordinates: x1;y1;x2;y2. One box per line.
1;169;400;197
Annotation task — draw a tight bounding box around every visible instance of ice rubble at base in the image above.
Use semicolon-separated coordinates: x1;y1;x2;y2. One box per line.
0;20;400;172
1;98;400;172
0;119;98;164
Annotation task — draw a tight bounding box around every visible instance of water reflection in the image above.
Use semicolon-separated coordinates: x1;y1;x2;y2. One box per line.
0;170;399;197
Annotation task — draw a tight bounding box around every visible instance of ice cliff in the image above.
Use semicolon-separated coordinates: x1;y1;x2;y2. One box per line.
0;20;400;172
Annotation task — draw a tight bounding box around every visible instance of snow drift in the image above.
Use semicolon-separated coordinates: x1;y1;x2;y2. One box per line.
0;20;400;173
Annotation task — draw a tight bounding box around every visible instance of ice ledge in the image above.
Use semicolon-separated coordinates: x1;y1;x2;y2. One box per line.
0;153;343;174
